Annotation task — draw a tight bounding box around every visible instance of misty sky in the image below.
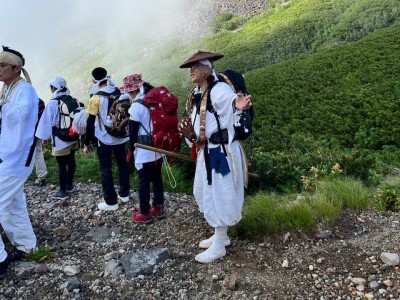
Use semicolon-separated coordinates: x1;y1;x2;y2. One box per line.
1;0;211;99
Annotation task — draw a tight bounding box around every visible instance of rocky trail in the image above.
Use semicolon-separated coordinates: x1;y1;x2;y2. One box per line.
0;182;399;299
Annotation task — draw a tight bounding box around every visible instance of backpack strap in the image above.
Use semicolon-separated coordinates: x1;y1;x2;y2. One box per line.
25;136;37;167
204;81;228;155
133;99;152;138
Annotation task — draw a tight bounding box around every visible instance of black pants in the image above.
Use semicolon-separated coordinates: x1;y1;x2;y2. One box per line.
138;158;164;214
56;150;76;191
97;141;130;205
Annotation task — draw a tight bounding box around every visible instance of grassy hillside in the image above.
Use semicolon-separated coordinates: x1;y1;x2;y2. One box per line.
247;22;400;190
206;0;400;72
118;0;399;113
249;22;400;150
45;0;400;192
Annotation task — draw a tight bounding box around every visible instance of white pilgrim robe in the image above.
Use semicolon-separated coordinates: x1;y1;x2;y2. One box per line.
0;79;38;261
189;81;245;228
0;79;38;177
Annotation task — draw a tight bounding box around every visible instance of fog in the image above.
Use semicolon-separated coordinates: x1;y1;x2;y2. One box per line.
0;0;213;101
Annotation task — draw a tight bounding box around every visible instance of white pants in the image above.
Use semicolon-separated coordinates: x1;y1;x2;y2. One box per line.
0;176;36;262
34;139;47;179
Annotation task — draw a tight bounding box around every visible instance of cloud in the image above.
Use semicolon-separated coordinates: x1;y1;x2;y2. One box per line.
1;0;213;100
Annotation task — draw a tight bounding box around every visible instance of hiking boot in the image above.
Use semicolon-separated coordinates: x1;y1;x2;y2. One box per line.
52;190;69;200
118;194;129;203
97;202;119;211
0;259;8;279
149;205;166;219
132;210;153;224
66;184;75;193
6;248;26;263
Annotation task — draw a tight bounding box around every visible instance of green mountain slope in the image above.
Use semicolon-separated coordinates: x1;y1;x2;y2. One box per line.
205;0;400;73
247;22;400;152
50;0;400;191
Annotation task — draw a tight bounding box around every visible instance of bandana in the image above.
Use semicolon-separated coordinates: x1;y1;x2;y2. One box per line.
0;51;31;84
92;76;115;90
49;76;70;98
198;59;219;81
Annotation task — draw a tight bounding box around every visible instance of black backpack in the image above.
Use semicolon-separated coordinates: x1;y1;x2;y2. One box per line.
96;89;131;138
52;95;81;142
211;70;254;141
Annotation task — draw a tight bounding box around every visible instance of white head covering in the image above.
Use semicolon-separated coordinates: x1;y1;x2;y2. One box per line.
49;76;70;98
199;59;218;81
0;49;31;84
93;76;115;90
134;84;145;101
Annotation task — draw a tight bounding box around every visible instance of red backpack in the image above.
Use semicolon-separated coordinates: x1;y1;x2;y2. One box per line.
142;86;181;152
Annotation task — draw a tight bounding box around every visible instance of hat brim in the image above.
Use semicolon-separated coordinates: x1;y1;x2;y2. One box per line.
120;83;142;93
179;51;224;68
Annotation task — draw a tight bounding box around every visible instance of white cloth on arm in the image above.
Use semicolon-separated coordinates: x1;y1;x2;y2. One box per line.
0;80;38;177
128;100;161;171
191;81;245;227
0;173;37;262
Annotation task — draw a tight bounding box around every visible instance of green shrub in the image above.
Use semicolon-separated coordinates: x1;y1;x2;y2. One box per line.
316;177;370;210
374;182;400;212
233;175;371;238
233;193;313;238
306;195;342;223
26;246;55;263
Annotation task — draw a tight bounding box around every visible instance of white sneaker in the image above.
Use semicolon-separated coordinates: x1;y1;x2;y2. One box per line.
199;235;231;249
118;195;129;203
97;202;119;211
195;245;226;263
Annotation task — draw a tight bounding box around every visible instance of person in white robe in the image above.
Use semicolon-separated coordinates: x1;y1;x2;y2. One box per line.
179;51;251;263
36;76;80;200
0;46;38;277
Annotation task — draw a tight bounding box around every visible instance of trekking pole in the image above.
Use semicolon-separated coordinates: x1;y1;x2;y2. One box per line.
134;143;258;178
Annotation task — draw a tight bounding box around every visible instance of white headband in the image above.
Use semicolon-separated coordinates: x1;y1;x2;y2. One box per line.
93;76;115;88
198;59;213;69
0;51;31;84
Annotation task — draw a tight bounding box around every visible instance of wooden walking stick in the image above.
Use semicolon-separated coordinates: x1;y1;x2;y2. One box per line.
134;143;258;178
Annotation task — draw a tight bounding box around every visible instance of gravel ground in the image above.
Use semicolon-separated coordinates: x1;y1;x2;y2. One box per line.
0;181;399;300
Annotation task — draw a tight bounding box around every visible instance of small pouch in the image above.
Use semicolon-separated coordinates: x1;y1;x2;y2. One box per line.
137;134;153;146
209;128;229;144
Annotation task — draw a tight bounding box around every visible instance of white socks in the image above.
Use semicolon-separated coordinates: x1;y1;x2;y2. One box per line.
195;226;228;263
198;234;231;248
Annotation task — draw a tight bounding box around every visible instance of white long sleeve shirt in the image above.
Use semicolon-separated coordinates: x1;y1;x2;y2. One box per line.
0;79;38;177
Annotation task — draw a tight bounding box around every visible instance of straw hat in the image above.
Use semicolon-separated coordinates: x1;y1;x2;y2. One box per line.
179;50;223;68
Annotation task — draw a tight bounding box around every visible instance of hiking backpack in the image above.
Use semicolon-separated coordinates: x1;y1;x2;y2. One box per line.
215;70;254;141
52;95;81;142
139;86;181;152
96;89;131;138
